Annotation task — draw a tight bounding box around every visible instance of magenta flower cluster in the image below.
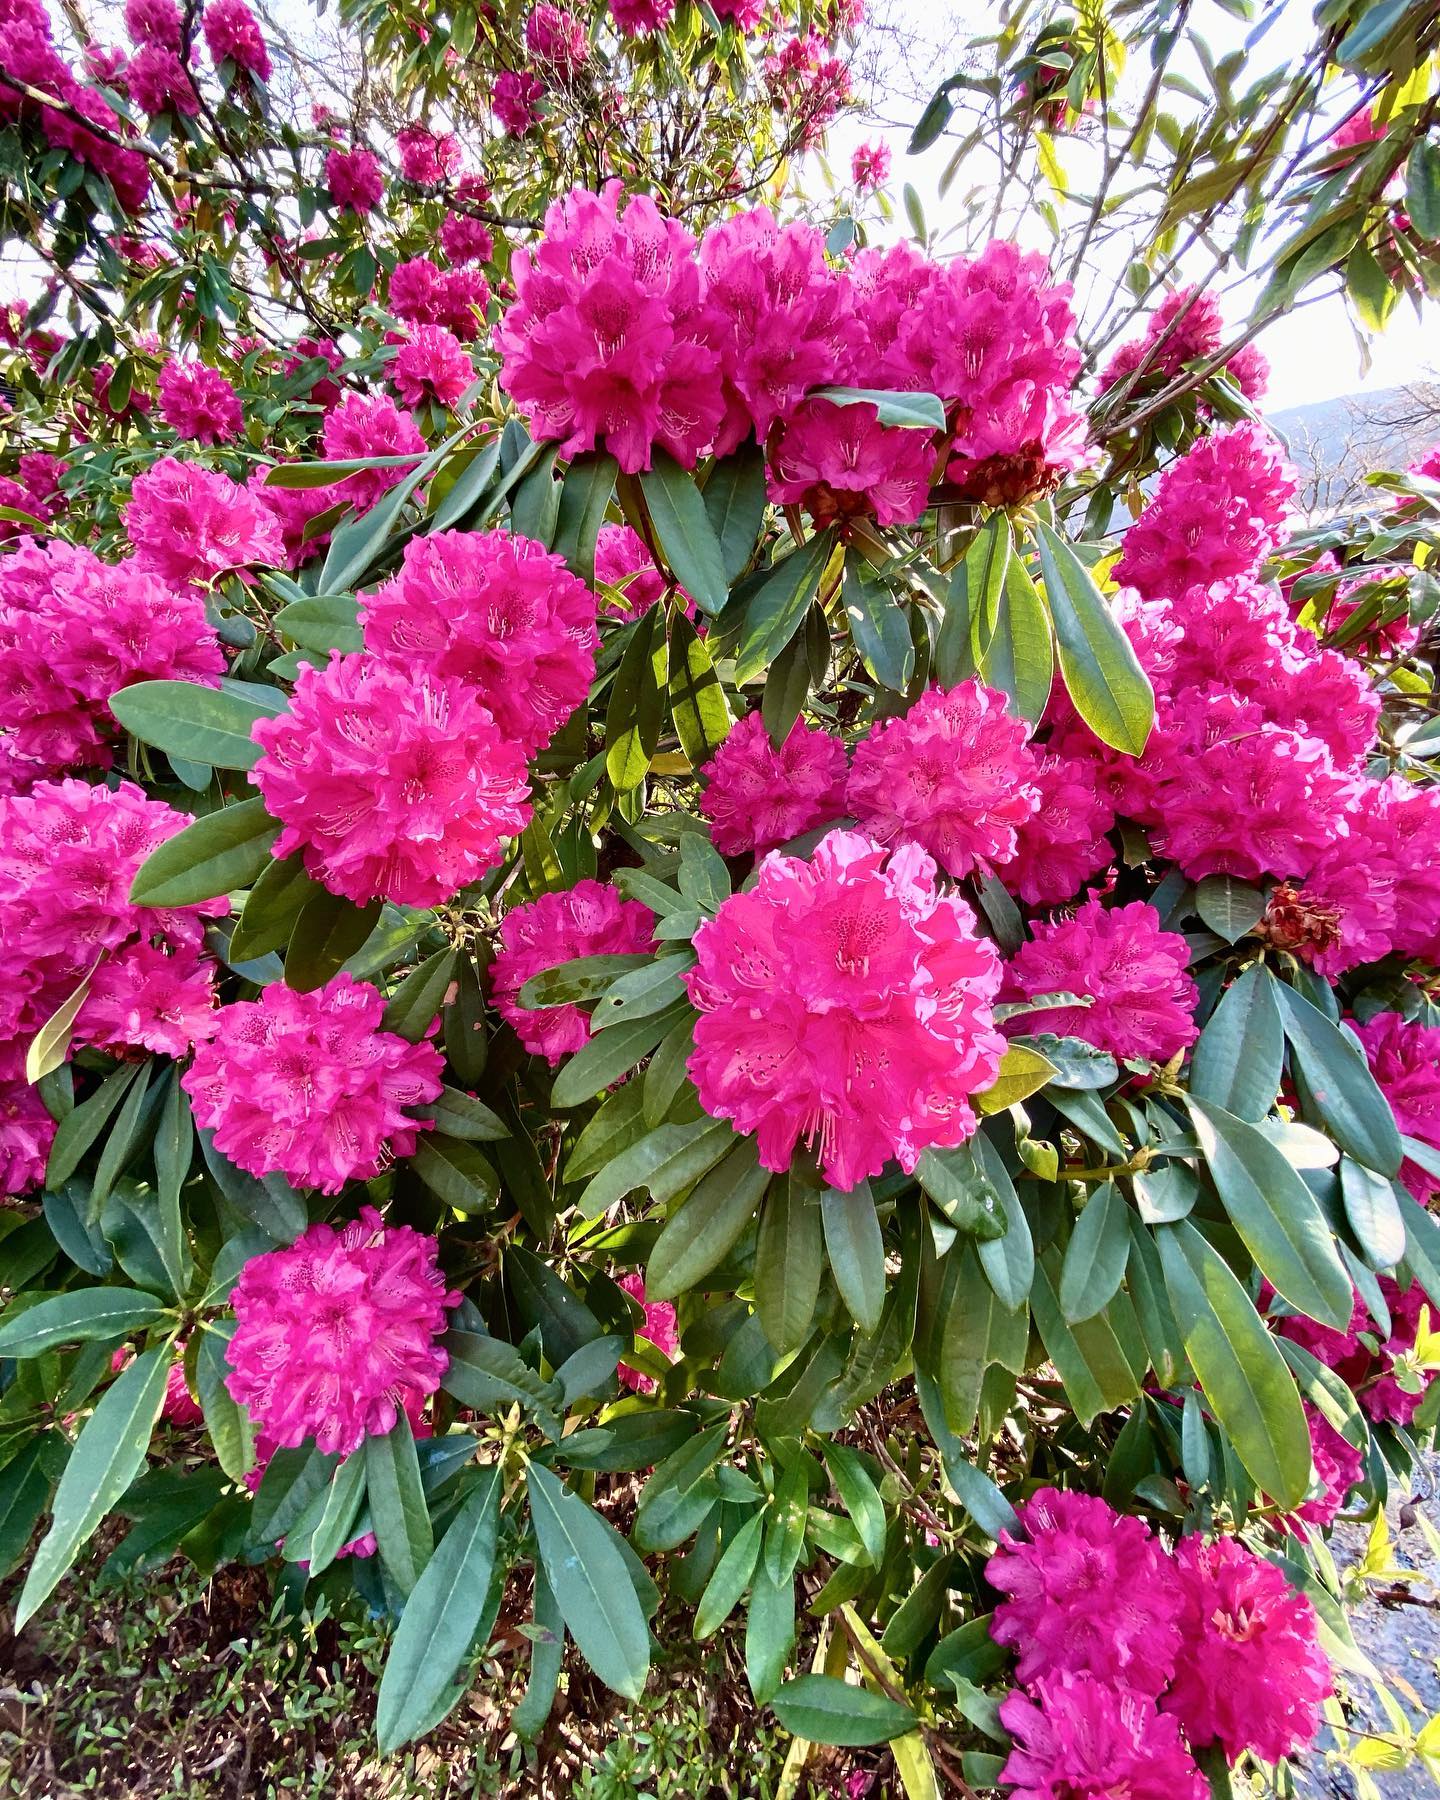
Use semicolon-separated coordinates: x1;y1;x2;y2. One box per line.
988;1489;1331;1793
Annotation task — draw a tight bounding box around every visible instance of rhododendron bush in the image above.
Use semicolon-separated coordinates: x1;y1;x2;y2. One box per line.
6;0;1440;1794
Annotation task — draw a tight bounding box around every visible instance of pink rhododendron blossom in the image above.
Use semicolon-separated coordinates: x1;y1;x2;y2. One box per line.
593;523;690;619
391;324;474;409
156;358;242;444
326;146;383;214
1298;1407;1364;1527
125;0;182;48
610;0;674;34
361;527;598;755
846;680;1042;880
390;258;489;336
396;124;462;186
1331;104;1383;151
1354;1012;1440;1202
126;456;284;583
321;394;426;513
525;4;588;71
1363;1276;1439;1425
708;0;765;25
186;978;443;1195
162;1357;204;1425
616;1271;679;1392
1005;754;1114;907
1002;898;1199;1064
999;1675;1207;1800
1162;1536;1331;1764
850;140;890;191
223;1203;458;1452
251;655;532;908
126;43;197;116
1113;423;1297;598
699;207;855;451
75;941;217;1056
686;830;1005;1191
763;32;851;150
987;1488;1182;1694
494;70;545;135
496;181;725;473
248;468;336;569
0;1078;55;1196
1378;779;1440;962
491;880;655;1064
1097;286;1268;403
440;211;495;267
0;541;224;774
767;399;933;527
699;712;847;857
0;777;225;1072
202;0;270;79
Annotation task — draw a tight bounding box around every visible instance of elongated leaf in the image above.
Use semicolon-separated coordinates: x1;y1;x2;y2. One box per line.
845;564;914;693
24;970;96;1083
811;386;945;431
916;1144;1008;1241
0;1439;52;1582
17;1345;169;1628
577;1117;734;1219
289;1449;366;1575
551;1004;685;1109
1186;1097;1352;1329
284;890;382;992
45;1060;146;1190
1035;522;1153;754
745;1563;795;1705
822;1443;885;1568
821;1181;885;1334
375;1464;503;1752
527;1462;650;1699
980;556;1054;724
1190;961;1282;1121
228;856;318;962
0;1286;168;1358
1058;1182;1130;1324
755;1178;823;1354
128;797;279;907
667;611;732;768
606;608;669;792
1276;984;1403;1177
1156;1220;1310;1509
1340;1157;1406;1271
1194;875;1266;943
770;1674;917;1746
108;680;274;771
321;428;460;593
1030;1259;1144;1424
974;1138;1034;1310
1407;138;1440;243
365;1412;432;1597
90;1058;154;1216
937;514;1009;687
382;948;457;1041
695;1509;764;1640
702;444;767;585
553;450;617;583
734;532;835;685
419;1087;508;1143
440;1330;562;1439
151;1073;194;1298
196;1323;254;1483
647;1139;768;1299
638;450;729;616
272;594;363;653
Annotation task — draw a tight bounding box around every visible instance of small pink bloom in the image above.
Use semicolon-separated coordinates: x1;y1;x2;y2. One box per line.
616;1271;679;1392
699;711;847;857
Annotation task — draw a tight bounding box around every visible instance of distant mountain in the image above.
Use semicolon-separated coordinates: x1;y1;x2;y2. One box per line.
1268;386;1440;518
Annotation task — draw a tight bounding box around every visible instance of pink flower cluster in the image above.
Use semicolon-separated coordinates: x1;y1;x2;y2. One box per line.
388;257;490;341
396;125;462;187
686;830;1005;1191
184;975;444;1193
202;0;270;80
0;539;224;781
391;324;474;410
763;31;852;150
326;146;384;215
1002;897;1199;1065
1273;1273;1437;1426
0;778;225;1193
988;1489;1330;1791
491;879;656;1064
224;1203;458;1455
157;358;243;444
320;394;426;513
700;713;847;857
1355;1013;1440;1201
126;456;285;585
525;4;588;72
1098;285;1268;404
497;185;1086;516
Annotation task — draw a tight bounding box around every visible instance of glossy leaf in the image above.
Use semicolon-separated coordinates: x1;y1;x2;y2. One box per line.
527;1462;651;1700
108;680;274;771
821;1181;885;1334
1035;522;1154;755
770;1674;917;1746
128;797;280;908
647;1139;769;1299
1276;983;1403;1177
1189;961;1282;1121
1058;1182;1131;1324
0;1286;168;1358
755;1176;823;1354
638;450;729;616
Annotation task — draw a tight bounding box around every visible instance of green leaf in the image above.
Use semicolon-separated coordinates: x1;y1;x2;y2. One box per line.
511;1567;565;1741
1190;962;1282;1121
821;1181;885;1334
151;1073;194;1298
770;1674;917;1747
24;970;96;1084
974;1138;1034;1310
0;1286;168;1358
1029;1259;1144;1425
647;1138;769;1299
197;1129;306;1242
702;444;767;585
320;428;459;593
375;1464;503;1753
754;1178;823;1354
976;1043;1057;1116
382;948;457;1041
734;532;835;685
822;1443;885;1568
760;620;814;751
1058;1182;1130;1324
916;1145;1009;1241
1276;984;1403;1177
196;1323;254;1483
844;562;914;692
553;450;618;584
108;680;274;771
527;1462;651;1700
90;1058;154;1216
606;608;669;792
439;1330;562;1439
745;1564;795;1705
284;890;382;992
1406;138;1440;242
765;1461;810;1585
1346;240;1398;334
1156;1220;1310;1509
937;514;1009;688
272;594;363;654
638;449;730;616
419;1087;509;1143
551;1004;685;1109
667;611;732;769
1185;1097;1353;1329
288;1449;366;1575
365;1412;433;1597
1194;874;1266;943
228;856;319;961
980;555;1054;725
45;1060;147;1191
413;1132;499;1214
810;387;945;431
128;797;280;908
1339;1157;1406;1271
16;1345;169;1629
1034;522;1154;754
695;1509;764;1639
0;1439;52;1582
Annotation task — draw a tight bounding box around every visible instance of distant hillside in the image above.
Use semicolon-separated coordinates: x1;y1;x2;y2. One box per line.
1268;385;1440;518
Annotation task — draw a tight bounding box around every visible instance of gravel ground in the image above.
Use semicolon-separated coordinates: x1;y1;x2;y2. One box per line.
1295;1460;1440;1799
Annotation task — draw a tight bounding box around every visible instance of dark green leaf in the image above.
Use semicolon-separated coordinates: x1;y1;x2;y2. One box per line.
382;948;457;1041
108;680;273;771
1340;1157;1406;1271
668;611;732;769
553;450;617;583
1194;875;1265;943
440;1329;562;1438
638;450;730;616
1058;1182;1130;1323
647;1139;769;1299
734;532;835;685
284;891;382;992
527;1462;651;1699
1035;522;1154;754
702;444;768;585
936;514;1008;687
46;1060;146;1191
228;856;319;962
844;562;914;692
1190;962;1282;1120
1276;984;1403;1177
745;1564;795;1704
694;1509;764;1639
980;555;1054;725
754;1178;823;1354
365;1412;432;1597
606;609;669;792
272;594;363;654
821;1181;885;1334
1406;138;1440;243
551;1004;685;1108
770;1674;917;1746
128;797;280;908
419;1087;508;1143
0;1286;167;1358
